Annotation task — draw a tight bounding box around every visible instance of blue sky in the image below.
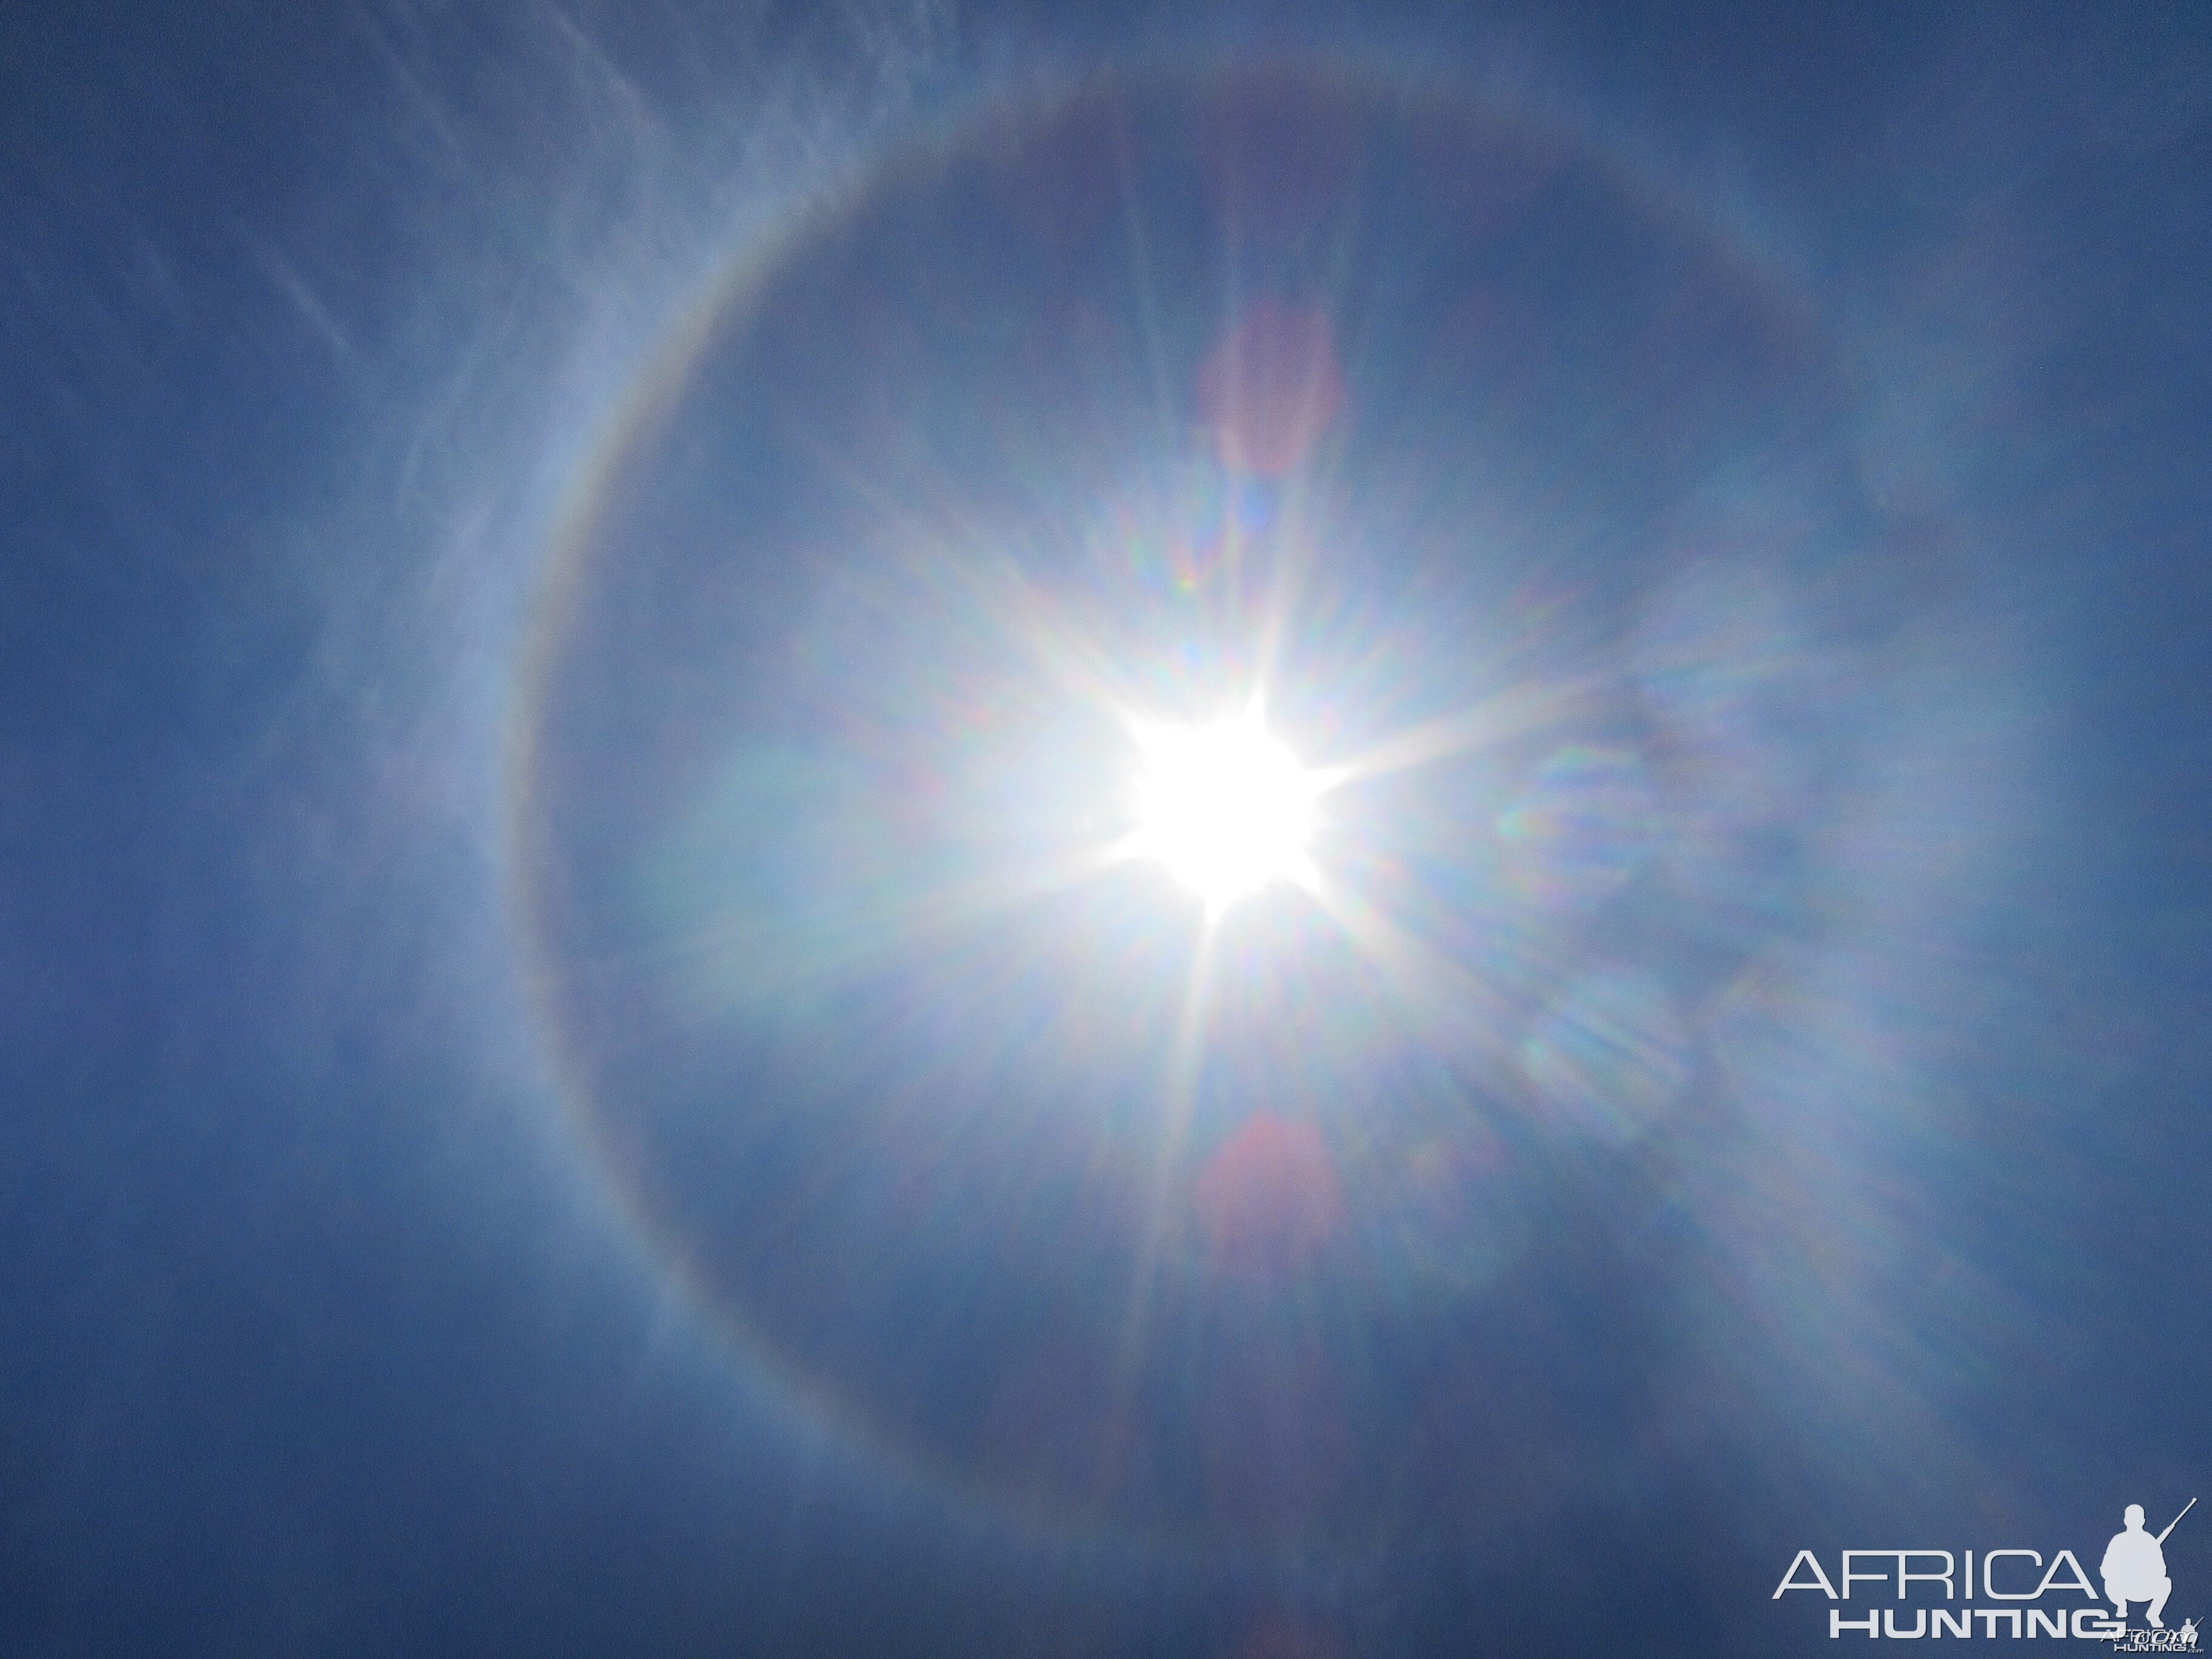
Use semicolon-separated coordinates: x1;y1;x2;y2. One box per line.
4;4;2210;1655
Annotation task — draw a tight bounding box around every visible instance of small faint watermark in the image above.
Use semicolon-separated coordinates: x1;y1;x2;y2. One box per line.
2110;1621;2200;1653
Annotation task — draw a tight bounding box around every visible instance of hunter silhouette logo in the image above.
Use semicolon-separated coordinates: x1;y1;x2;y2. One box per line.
1773;1498;2199;1643
2106;1500;2192;1629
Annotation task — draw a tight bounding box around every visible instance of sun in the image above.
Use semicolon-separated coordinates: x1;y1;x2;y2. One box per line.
1130;708;1318;908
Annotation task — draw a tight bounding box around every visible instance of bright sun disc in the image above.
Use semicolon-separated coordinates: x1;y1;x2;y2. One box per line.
1131;711;1317;907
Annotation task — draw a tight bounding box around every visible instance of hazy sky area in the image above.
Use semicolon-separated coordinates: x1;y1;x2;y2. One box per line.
4;4;2210;1656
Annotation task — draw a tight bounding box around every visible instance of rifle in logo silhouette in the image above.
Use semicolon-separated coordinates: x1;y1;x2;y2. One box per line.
2160;1501;2199;1546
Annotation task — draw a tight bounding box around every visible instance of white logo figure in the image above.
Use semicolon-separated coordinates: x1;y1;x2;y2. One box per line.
2106;1499;2195;1629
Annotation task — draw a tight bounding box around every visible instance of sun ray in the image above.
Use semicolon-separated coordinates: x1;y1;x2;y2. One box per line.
1309;672;1608;793
1108;913;1221;1426
783;421;1143;723
1301;868;1514;1062
581;833;1141;1024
